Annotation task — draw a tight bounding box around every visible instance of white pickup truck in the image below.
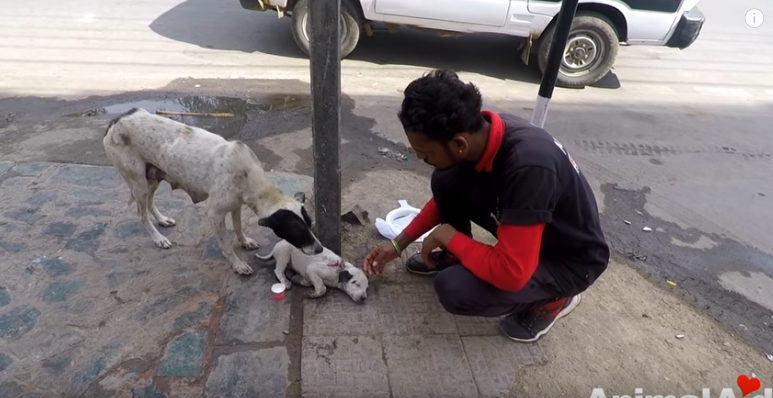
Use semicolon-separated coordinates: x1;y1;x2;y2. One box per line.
239;0;705;88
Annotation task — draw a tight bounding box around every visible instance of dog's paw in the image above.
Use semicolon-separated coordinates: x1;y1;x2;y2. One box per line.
232;262;254;276
157;217;176;227
284;281;293;290
304;291;325;299
241;238;260;250
154;236;173;249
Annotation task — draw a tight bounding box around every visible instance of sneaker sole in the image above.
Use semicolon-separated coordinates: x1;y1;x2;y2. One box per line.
405;267;439;276
501;293;583;343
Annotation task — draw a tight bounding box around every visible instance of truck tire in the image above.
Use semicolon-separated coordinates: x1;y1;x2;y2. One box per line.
537;12;619;88
290;0;361;59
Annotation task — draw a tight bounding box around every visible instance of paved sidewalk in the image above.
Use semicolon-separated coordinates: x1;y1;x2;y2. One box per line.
0;161;545;398
1;160;772;398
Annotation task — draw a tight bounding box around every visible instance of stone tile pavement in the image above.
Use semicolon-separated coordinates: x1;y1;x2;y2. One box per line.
0;161;546;398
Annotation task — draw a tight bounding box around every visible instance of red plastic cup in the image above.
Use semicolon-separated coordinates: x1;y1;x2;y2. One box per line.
271;283;286;301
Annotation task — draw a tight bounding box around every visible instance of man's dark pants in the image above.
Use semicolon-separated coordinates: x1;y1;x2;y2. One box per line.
428;164;565;317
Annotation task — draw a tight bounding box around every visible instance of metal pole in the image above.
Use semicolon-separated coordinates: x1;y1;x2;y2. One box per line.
531;0;579;128
309;0;342;254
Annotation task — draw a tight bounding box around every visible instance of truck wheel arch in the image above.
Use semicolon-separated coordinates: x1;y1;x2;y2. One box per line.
534;2;628;47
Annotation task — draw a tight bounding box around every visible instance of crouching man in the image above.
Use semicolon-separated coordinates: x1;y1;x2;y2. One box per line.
363;69;610;342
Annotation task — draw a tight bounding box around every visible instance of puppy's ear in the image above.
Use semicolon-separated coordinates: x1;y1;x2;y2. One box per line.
338;269;354;284
293;191;306;204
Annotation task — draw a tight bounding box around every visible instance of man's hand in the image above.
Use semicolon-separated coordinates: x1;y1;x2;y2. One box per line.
363;242;399;276
420;224;459;268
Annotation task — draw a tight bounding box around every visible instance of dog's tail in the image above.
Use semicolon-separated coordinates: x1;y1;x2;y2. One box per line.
254;246;276;261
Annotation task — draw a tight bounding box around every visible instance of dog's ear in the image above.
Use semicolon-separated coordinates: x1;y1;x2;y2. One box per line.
258;212;278;228
300;206;313;227
293;191;306;204
338;269;354;284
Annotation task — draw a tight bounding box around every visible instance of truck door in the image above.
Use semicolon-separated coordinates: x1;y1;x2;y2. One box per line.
373;0;512;27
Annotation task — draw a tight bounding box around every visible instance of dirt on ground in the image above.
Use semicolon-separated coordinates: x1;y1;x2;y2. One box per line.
336;170;773;397
510;254;773;397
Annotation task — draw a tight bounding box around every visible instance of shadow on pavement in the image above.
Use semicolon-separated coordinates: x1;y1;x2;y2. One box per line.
148;0;621;89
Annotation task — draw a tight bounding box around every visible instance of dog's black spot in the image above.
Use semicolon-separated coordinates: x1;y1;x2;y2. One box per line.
338;270;353;284
120;134;131;146
104;107;140;136
258;209;319;253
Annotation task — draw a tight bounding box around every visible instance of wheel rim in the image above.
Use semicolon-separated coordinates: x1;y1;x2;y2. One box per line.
560;30;605;77
301;13;348;46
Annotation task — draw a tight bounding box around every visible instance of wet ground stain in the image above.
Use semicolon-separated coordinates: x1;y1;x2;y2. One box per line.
0;78;429;191
601;183;773;356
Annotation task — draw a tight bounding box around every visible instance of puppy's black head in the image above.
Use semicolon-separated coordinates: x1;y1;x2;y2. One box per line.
259;208;322;255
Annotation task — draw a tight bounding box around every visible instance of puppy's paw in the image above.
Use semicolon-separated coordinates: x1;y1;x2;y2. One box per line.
157;217;176;227
304;290;325;299
232;261;254;275
154;236;173;249
284;281;293;290
241;238;260;250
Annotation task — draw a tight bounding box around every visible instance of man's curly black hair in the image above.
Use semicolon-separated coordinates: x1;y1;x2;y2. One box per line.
398;69;485;142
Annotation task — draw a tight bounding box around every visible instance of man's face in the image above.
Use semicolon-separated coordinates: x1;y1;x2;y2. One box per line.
405;131;464;170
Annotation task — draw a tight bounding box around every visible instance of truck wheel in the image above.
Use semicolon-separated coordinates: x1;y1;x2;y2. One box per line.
290;0;361;59
537;13;619;88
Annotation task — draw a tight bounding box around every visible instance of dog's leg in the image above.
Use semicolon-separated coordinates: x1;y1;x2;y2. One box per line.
290;274;312;287
304;269;328;299
231;206;259;250
148;180;176;227
207;206;253;275
272;253;293;290
133;178;172;249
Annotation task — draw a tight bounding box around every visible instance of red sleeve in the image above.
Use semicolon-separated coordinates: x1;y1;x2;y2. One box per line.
401;198;440;241
446;223;544;292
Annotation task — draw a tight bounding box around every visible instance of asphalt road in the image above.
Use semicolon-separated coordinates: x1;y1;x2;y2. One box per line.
1;0;773;354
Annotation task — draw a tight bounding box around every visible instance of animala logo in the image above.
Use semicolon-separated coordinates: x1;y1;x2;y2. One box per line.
588;374;770;398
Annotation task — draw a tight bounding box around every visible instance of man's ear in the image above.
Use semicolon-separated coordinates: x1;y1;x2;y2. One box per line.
450;135;469;154
294;191;306;204
338;269;353;284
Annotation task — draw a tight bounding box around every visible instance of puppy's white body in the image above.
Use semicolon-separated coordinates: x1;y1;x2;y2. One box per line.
103;108;321;275
256;240;369;302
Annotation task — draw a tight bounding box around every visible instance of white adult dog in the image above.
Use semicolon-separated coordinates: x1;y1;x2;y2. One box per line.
256;240;369;303
102;107;323;275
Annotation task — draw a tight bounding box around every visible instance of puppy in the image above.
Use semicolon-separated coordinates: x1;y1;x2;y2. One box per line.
256;240;369;303
102;107;324;275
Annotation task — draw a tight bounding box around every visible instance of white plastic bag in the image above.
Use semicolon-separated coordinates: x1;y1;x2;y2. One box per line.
375;200;436;242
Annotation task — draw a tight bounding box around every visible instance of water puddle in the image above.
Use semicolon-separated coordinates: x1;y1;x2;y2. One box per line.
66;94;312;139
68;96;250;139
252;94;311;112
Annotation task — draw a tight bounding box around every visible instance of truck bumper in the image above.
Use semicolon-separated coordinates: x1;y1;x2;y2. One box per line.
239;0;288;11
666;6;705;49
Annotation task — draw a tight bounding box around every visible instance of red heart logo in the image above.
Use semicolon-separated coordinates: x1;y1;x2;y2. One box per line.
737;375;761;397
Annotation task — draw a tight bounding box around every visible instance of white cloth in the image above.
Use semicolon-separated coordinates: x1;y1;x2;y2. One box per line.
375;200;436;243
